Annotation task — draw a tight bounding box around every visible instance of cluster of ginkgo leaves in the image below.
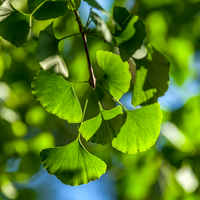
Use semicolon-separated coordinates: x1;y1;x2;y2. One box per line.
0;0;170;186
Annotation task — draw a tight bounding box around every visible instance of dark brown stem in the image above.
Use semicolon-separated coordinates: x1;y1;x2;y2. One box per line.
74;10;96;88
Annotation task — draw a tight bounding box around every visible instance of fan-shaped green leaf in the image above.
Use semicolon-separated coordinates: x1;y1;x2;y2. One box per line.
0;1;30;47
112;103;162;154
91;11;113;43
40;138;107;186
28;0;69;20
35;23;68;78
79;113;102;141
132;45;170;107
96;50;131;100
113;6;146;61
79;106;123;144
32;69;82;123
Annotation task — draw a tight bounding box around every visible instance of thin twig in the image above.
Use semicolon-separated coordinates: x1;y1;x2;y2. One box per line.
74;10;96;89
58;32;83;41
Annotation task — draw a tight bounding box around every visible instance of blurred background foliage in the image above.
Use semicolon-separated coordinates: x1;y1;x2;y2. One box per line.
0;0;200;199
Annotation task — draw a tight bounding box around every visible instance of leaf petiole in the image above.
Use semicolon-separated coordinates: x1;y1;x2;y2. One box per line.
97;84;128;111
72;81;89;85
85;7;93;28
58;32;86;41
30;0;48;17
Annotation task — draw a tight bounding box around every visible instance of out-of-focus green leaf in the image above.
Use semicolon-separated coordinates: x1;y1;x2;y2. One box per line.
40;138;107;186
31;69;82;123
132;45;170;107
35;23;68;78
67;0;81;10
112;103;162;154
28;0;69;20
83;0;104;11
0;54;4;79
96;50;131;100
79;106;123;144
32;1;69;20
0;1;30;47
91;11;113;43
113;6;146;61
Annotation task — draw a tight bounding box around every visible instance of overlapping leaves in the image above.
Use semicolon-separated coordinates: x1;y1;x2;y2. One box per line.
0;1;30;47
91;11;113;43
79;106;123;144
35;23;68;78
40;138;107;186
0;0;72;47
25;1;168;187
132;45;170;107
113;6;146;61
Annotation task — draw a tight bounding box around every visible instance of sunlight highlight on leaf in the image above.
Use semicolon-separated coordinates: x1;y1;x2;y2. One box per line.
132;45;170;106
0;0;30;47
112;103;162;154
35;23;69;78
91;11;113;43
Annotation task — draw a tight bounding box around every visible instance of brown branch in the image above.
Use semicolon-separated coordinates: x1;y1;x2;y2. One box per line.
74;10;96;89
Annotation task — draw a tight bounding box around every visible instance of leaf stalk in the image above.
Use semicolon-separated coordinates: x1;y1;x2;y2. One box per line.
74;10;96;89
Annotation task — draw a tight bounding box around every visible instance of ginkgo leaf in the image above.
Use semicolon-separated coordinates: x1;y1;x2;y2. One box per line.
28;0;44;13
28;0;69;20
112;103;162;154
67;0;81;10
113;6;146;62
35;23;68;78
83;0;104;11
31;69;82;123
132;45;170;107
91;11;113;43
79;106;123;144
0;1;30;47
96;50;131;100
40;138;107;186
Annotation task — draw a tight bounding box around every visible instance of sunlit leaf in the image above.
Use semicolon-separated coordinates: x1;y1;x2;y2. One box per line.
35;23;68;78
0;1;30;47
79;106;123;144
132;45;170;107
40;138;107;186
91;11;113;43
28;0;69;20
112;103;162;154
32;69;82;123
67;0;81;10
113;6;146;61
79;113;102;141
96;50;131;100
